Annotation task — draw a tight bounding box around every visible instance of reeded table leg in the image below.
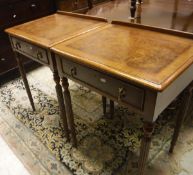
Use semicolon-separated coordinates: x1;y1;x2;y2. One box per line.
138;121;154;175
53;71;70;141
169;89;192;153
62;77;77;147
14;52;35;111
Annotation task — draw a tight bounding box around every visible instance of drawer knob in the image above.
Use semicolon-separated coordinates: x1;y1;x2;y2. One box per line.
70;67;77;77
118;88;126;102
16;42;21;49
100;78;107;83
37;52;43;59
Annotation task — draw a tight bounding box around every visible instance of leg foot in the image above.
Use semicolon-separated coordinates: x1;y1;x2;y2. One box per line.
138;122;154;175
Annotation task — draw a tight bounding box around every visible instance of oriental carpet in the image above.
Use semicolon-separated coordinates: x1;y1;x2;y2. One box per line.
0;66;193;175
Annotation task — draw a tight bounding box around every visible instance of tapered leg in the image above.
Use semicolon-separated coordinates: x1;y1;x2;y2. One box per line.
14;52;35;111
130;0;137;19
102;96;107;115
110;100;114;118
62;77;77;147
169;89;192;153
138;122;154;175
53;71;69;141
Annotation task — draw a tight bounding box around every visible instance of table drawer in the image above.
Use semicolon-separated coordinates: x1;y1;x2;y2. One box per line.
60;58;145;110
11;37;49;65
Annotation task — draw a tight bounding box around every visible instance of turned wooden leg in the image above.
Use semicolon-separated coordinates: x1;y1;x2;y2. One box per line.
102;96;107;115
14;52;35;111
62;77;77;147
53;71;69;141
110;100;114;118
138;122;154;175
130;0;137;19
169;89;192;153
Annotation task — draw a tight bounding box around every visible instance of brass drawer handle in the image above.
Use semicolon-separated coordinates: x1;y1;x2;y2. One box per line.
15;42;21;49
70;67;77;77
37;51;43;59
118;88;126;102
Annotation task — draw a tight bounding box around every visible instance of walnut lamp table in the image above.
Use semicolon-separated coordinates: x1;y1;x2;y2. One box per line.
52;21;193;175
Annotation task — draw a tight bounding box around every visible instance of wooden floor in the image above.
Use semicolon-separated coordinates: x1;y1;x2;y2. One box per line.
87;0;193;33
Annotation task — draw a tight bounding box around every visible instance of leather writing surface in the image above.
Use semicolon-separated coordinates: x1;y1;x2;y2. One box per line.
52;24;193;91
5;13;107;48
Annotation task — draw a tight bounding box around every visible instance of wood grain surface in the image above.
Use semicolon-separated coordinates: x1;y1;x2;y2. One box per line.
52;23;193;91
5;11;107;48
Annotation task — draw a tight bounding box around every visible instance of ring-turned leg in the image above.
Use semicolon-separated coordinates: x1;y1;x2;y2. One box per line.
62;77;77;147
130;0;137;19
138;121;155;175
14;52;35;111
53;71;69;141
169;89;192;153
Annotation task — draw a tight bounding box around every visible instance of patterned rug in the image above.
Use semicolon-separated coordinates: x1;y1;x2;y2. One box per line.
0;66;193;175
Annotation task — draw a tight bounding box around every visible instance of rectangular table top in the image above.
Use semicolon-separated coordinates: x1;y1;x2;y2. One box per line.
52;21;193;92
5;11;107;48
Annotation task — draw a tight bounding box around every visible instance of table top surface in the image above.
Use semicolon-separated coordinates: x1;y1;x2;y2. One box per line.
5;11;107;48
52;21;193;92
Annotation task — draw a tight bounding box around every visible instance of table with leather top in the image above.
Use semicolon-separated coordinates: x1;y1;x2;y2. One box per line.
51;21;193;175
5;11;108;145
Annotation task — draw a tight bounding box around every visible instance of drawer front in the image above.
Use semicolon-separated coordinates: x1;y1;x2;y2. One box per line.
60;58;145;110
11;37;49;65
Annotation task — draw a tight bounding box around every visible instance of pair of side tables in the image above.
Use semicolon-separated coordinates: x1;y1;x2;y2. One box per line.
6;11;193;175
